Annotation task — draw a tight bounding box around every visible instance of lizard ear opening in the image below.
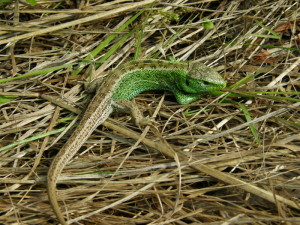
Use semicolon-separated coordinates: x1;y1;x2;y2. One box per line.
201;80;211;86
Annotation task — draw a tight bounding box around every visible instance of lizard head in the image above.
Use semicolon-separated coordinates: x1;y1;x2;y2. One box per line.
178;62;226;94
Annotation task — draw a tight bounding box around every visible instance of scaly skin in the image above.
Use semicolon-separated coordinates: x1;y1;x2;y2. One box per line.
47;59;226;224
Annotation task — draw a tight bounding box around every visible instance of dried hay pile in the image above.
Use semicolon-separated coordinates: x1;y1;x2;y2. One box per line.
0;0;299;224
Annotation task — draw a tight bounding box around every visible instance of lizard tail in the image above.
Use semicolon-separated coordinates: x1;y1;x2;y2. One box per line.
47;102;113;224
47;175;68;225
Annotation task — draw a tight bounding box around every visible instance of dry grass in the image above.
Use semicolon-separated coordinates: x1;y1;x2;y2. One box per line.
0;0;300;224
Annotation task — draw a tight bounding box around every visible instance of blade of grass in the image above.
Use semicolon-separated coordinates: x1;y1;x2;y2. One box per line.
220;66;273;102
0;127;66;152
276;117;300;129
134;5;153;59
0;96;16;103
151;15;198;59
229;66;273;90
226;100;261;144
0;0;155;45
246;91;300;95
96;29;135;66
220;90;300;102
250;20;281;39
0;63;77;84
0;114;78;152
243;43;300;51
72;4;151;76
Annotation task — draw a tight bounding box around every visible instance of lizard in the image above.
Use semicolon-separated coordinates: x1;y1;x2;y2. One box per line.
47;59;226;224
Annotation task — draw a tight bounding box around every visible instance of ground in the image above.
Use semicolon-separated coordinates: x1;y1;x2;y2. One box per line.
0;0;299;224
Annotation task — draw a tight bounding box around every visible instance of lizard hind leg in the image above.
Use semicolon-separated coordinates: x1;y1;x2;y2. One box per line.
84;77;104;94
112;100;154;128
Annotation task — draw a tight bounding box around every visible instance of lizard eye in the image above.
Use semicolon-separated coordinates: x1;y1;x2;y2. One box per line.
202;80;211;86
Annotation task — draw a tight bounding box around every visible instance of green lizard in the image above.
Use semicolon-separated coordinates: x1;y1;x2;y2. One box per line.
47;59;226;224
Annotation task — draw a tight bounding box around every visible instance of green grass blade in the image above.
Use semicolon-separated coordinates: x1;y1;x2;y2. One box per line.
134;7;153;59
0;63;77;84
252;20;281;39
26;0;36;6
243;43;300;51
229;66;272;90
0;96;16;104
226;100;261;144
96;29;135;66
276;117;300;129
72;5;150;76
0;127;66;152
